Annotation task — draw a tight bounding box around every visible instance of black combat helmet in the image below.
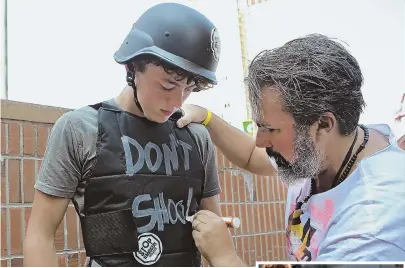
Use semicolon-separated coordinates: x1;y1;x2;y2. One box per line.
114;2;221;85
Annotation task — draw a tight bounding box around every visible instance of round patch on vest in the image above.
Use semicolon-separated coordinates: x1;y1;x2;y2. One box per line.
210;28;221;62
133;232;163;265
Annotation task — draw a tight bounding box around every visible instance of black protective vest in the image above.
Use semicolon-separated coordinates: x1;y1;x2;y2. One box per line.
77;102;205;267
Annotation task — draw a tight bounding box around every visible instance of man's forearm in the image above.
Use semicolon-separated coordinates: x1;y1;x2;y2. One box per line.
23;235;58;266
205;113;256;170
205;113;275;176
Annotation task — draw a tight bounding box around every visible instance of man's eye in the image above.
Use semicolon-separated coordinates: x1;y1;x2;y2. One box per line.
259;127;277;133
161;85;174;91
267;128;278;133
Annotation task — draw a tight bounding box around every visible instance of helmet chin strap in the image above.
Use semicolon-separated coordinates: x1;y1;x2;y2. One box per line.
125;65;144;113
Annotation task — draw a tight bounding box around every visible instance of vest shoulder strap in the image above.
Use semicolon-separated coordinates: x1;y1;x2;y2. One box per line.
88;102;103;110
169;108;184;121
88;101;120;112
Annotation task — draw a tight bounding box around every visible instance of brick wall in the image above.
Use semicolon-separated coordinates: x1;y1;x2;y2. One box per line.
0;100;288;267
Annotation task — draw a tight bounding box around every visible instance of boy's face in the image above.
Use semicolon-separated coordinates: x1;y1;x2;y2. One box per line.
135;64;197;123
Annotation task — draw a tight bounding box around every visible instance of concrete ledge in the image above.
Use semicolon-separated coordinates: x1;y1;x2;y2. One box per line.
1;99;72;124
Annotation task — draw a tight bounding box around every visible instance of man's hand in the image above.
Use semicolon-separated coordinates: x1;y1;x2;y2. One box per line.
177;104;208;128
398;134;405;150
191;210;244;267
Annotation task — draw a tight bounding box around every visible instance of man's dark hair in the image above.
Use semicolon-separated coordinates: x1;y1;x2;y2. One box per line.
129;55;213;92
246;34;366;135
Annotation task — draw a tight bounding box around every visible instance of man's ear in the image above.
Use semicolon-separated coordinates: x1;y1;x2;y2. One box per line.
317;112;336;133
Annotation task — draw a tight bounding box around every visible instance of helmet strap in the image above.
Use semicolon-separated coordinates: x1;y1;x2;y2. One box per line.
125;64;144;113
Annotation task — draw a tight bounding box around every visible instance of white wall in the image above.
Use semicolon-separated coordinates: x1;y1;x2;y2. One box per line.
244;0;405;138
6;0;247;129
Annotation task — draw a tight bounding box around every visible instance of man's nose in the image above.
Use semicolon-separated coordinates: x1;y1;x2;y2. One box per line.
255;132;273;148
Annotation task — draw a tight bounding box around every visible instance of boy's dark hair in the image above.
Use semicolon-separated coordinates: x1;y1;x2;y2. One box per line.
129;55;213;92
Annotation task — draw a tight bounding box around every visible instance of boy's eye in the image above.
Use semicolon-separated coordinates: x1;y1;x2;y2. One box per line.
161;85;174;91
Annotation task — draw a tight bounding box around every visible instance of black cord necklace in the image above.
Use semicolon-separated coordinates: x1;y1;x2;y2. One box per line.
306;124;369;200
331;124;369;188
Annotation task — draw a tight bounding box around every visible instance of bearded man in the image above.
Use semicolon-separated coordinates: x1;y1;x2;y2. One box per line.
176;34;405;264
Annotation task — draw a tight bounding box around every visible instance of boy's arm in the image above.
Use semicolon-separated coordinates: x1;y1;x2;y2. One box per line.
24;113;82;266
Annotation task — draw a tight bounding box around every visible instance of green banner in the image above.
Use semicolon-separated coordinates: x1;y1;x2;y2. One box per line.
242;120;254;136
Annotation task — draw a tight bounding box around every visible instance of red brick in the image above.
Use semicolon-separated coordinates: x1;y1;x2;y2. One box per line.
8;122;20;156
269;203;276;232
276;234;282;260
23;159;36;203
256;234;263;261
37;160;43;174
263;203;271;232
281;183;287;200
269;203;277;231
67;252;79;266
248;236;255;266
246;204;254;234
10;257;23;267
1;259;7;267
237;174;246;202
230;171;238;202
57;253;67;267
281;203;286;221
24;207;32;235
239;204;248;235
264;177;270;201
261;204;267;232
265;234;272;260
9;208;22;254
252;204;261;233
218;172;225;202
280;233;287;260
270;234;276;260
1;123;6;154
66;207;78;250
220;204;227;218
269;177;275;201
1;208;7;257
277;180;283;200
215;150;224;169
1;160;6;204
244;177;252;203
274;180;280;201
262;233;269;261
242;236;250;265
8;159;21;203
23;123;36;155
224;171;232;202
37;126;48;157
250;175;255;202
79;251;87;266
276;203;284;231
256;175;263;202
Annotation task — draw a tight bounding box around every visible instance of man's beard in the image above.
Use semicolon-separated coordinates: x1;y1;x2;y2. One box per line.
266;126;323;185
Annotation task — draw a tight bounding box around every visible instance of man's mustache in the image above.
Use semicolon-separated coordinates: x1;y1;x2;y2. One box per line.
266;147;291;169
